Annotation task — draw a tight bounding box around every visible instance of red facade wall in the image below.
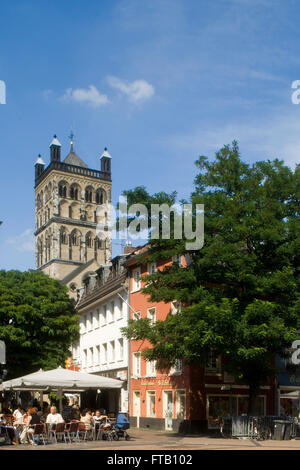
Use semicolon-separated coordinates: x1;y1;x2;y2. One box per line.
127;251;276;430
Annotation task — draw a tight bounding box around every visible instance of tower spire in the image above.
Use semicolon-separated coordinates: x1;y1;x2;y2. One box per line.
69;130;75;153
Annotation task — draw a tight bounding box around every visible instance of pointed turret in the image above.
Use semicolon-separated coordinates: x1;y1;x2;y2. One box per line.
35;154;45;181
50;134;61;162
100;147;111;176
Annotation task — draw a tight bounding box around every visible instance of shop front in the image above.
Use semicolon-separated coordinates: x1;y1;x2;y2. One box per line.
277;343;300;419
207;392;266;429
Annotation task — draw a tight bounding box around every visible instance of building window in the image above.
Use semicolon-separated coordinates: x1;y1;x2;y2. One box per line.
59;184;67;198
148;262;156;274
171;301;181;315
205;352;221;375
118;338;124;360
86;235;93;248
94;346;100;365
119;298;123;319
110;301;115;323
146;360;156;377
83;349;87;368
147;307;156;325
132;268;141;291
172;254;182;266
60;231;67;245
89;347;94;366
133;311;141;321
71;233;78;246
110;341;115;363
101;305;107;326
175;390;186;419
102;343;107;364
85;188;93;203
170;360;182;376
87;312;93;332
133;352;141;377
147;391;156;417
70;186;78;200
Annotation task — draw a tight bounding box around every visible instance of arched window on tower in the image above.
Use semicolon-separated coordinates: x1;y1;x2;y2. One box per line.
85;186;93;203
95;189;106;205
70;184;79;200
60;230;67;245
59;183;67;198
86;233;93;248
71;233;78;246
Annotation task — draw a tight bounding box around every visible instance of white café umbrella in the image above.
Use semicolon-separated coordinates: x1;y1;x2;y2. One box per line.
1;366;123;412
1;366;123;391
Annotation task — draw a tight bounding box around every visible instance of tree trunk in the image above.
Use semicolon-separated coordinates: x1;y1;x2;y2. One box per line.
248;383;260;416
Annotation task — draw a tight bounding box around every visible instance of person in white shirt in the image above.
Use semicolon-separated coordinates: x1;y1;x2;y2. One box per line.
46;406;64;428
13;405;23;422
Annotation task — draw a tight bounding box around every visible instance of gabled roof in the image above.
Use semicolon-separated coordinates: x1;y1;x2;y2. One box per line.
63;151;88;168
61;258;97;285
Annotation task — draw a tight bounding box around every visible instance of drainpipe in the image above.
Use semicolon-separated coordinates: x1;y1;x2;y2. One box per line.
117;276;137;420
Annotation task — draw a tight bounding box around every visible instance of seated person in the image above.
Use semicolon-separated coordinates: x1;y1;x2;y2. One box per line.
80;409;93;430
0;414;17;445
70;401;81;421
46;406;64;430
13;405;23;422
26;408;41;445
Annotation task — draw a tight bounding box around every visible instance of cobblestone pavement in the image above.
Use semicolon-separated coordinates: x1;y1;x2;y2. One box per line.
2;428;300;450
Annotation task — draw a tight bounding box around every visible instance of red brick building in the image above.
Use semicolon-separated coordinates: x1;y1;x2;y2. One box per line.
126;244;276;432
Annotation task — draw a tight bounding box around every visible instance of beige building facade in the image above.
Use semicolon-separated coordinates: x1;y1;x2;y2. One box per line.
34;135;112;297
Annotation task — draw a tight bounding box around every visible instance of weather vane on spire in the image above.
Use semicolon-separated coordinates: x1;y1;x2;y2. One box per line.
69;130;75;152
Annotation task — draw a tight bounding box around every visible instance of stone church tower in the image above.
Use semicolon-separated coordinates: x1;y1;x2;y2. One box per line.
34;134;112;295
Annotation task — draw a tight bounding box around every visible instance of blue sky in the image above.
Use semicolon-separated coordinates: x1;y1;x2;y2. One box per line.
1;0;300;270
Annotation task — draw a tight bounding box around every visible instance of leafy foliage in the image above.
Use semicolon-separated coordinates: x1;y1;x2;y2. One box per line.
122;142;300;412
0;270;79;378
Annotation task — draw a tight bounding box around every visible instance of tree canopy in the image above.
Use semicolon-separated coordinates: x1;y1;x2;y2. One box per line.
0;270;79;378
122;141;300;413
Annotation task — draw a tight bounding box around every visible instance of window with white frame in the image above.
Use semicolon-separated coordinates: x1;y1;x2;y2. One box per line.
146;360;156;377
133;311;141;321
169;359;182;375
205;351;221;375
133;352;141;377
80;316;86;334
94;309;99;329
118;338;124;360
89;347;94;366
147;391;156;417
95;345;100;365
175;390;186;419
132;268;141;291
83;349;87;368
118;297;123;319
147;307;156;325
172;254;182;266
87;312;93;331
102;343;107;364
148;262;156;274
171;301;181;315
101;305;107;326
110;301;115;323
110;341;115;362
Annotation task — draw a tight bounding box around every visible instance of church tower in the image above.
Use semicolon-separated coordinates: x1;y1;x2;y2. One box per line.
34;134;112;293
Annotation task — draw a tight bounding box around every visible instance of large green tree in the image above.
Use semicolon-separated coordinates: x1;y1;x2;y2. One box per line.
122;142;300;414
0;270;79;378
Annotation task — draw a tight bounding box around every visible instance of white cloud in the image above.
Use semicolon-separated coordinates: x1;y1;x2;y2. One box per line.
107;76;155;103
6;229;35;253
62;85;109;107
159;106;300;169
